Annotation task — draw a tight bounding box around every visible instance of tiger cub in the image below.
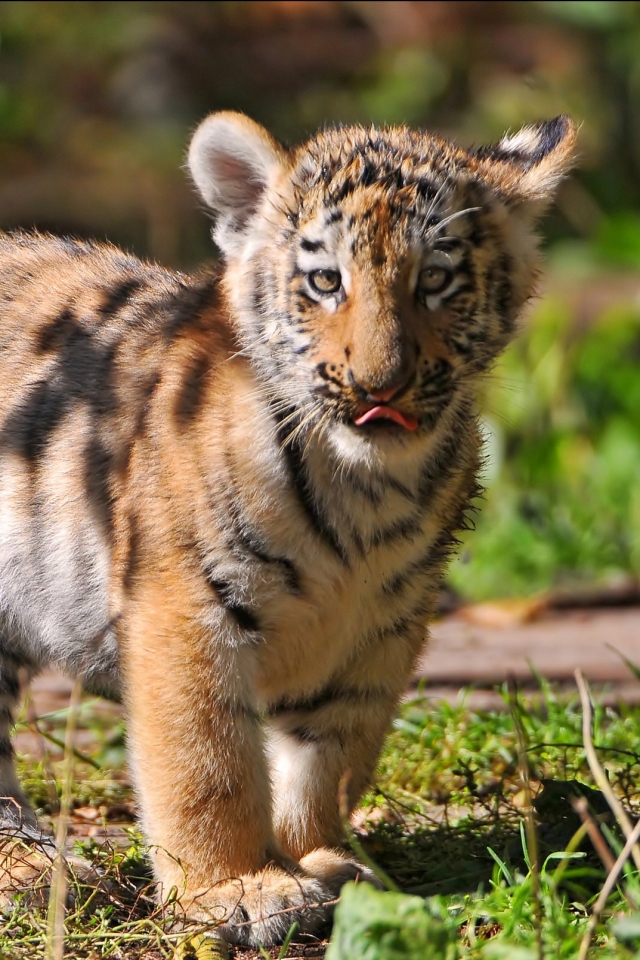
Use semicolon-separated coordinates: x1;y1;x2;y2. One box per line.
0;113;576;944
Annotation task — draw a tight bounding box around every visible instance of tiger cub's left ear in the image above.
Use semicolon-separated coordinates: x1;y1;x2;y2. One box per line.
188;111;287;256
474;115;578;210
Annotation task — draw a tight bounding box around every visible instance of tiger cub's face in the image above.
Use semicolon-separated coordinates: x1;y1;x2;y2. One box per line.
189;114;576;457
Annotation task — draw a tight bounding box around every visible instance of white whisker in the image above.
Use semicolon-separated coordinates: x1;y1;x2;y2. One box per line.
280;404;322;451
222;331;271;364
424;177;451;223
429;206;481;237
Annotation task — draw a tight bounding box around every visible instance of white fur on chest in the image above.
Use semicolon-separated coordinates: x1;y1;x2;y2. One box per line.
234;419;443;704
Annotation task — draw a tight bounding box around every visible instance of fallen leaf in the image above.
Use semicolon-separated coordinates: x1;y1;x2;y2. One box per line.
458;597;547;628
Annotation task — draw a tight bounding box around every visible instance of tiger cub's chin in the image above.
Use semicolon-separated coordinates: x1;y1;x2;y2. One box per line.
0;111;576;943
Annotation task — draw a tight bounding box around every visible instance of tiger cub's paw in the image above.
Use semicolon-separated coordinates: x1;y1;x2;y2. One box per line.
180;865;332;947
300;847;383;892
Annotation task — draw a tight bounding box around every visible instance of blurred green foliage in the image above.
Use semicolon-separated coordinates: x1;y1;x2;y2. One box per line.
2;0;640;262
451;289;640;599
0;1;639;597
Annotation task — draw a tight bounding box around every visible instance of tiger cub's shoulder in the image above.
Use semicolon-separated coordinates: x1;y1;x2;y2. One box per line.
0;231;238;486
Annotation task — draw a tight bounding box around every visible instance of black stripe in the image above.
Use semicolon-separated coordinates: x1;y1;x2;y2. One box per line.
0;739;13;760
233;525;302;594
336;467;383;506
387;476;416;501
371;515;420;548
359;160;378;187
1;380;69;464
332;176;356;202
273;409;349;564
300;238;325;253
99;278;142;318
84;433;114;538
0;648;28;670
207;576;260;633
133;371;161;437
442;282;474;305
416;432;462;502
268;683;387;718
382;536;457;597
222;447;302;593
0;704;14;724
162;275;218;340
365;597;435;647
36;307;76;353
289;726;339;745
123;512;141;593
381;568;412;597
173;354;210;426
284;438;349;563
0;672;20;702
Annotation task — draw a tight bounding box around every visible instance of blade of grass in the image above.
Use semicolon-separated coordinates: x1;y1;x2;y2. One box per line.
277;920;299;959
570;795;616;873
571;795;636;909
32;722;102;771
605;644;640;683
174;933;230;958
508;677;543;960
487;845;515;887
45;678;82;960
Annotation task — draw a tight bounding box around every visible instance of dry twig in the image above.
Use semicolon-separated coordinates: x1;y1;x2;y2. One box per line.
577;818;640;960
575;669;640;872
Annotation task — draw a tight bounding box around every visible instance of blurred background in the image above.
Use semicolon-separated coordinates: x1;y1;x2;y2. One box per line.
1;0;639;602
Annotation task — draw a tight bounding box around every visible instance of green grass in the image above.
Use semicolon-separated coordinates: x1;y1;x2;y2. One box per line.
340;679;640;958
4;678;640;958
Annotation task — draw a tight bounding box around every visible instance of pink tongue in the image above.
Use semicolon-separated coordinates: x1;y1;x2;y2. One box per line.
354;405;418;431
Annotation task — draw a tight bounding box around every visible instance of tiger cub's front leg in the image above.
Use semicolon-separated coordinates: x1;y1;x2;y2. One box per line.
122;576;333;947
267;622;426;882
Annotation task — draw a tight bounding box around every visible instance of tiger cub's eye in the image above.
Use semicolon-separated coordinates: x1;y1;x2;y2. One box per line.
417;265;452;297
308;269;342;295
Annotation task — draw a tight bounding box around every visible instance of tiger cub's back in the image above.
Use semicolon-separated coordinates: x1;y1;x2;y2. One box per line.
0;233;223;689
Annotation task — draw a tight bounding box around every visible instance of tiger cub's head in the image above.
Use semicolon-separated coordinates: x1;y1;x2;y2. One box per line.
188;112;576;457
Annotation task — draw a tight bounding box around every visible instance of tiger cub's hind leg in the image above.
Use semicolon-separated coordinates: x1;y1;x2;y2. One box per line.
0;650;57;907
0;651;39;830
0;651;105;910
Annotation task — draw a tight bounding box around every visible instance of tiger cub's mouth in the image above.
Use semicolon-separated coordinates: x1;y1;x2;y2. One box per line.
353;405;419;431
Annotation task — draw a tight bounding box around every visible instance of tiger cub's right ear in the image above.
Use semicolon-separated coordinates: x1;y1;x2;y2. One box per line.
188;111;287;256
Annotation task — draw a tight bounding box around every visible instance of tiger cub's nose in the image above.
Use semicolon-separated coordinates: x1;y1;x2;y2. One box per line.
348;368;413;403
367;384;403;403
